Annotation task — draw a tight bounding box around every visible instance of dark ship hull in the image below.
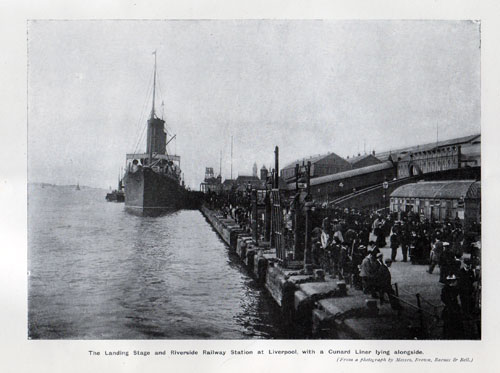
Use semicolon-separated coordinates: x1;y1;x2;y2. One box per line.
123;53;204;216
105;190;125;202
124;167;185;216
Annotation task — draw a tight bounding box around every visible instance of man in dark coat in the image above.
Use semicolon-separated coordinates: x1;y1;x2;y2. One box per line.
441;275;464;339
458;259;476;316
439;242;454;283
409;230;419;264
400;221;410;262
390;229;400;262
360;250;380;297
428;233;443;274
375;255;400;310
311;226;324;266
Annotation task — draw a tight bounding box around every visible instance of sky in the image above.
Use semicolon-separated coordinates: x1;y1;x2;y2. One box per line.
27;20;480;189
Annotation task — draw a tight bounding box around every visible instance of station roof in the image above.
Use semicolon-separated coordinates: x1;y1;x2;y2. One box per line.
375;134;480;161
390;180;480;200
282;151;345;170
345;153;379;164
288;161;394;190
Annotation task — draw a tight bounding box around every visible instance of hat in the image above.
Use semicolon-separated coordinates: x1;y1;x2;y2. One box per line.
443;242;450;246
446;274;457;281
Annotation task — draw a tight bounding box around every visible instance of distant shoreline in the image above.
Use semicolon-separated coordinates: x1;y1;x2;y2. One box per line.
28;182;105;191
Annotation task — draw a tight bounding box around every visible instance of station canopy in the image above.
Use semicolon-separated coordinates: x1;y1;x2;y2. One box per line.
288;161;394;191
390;180;480;200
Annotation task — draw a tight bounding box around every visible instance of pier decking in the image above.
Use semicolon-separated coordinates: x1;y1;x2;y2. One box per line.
201;206;446;339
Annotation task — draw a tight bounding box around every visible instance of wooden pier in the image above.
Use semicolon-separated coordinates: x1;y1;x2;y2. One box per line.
200;205;444;339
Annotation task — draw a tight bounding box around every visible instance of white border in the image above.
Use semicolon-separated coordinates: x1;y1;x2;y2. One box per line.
1;1;499;372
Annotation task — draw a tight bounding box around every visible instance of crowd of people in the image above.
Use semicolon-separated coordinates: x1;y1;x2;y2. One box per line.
307;206;481;337
205;191;481;337
205;191;254;232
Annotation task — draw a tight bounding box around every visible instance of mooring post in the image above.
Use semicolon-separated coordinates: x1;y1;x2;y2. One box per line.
264;191;271;242
274;146;279;189
292;194;302;260
295;163;299;191
251;189;258;243
304;201;314;274
306;161;311;194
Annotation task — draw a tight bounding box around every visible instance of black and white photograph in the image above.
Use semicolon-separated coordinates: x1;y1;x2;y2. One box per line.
26;19;482;341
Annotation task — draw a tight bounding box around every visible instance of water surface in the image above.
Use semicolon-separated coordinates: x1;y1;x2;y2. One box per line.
28;185;287;339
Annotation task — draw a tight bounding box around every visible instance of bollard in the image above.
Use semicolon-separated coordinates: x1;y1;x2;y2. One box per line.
314;269;325;281
251;189;258;243
336;281;347;296
365;299;379;315
304;201;314;270
264;191;271;242
274;146;279;189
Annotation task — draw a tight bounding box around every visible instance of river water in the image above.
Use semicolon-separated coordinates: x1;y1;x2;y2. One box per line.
28;185;288;339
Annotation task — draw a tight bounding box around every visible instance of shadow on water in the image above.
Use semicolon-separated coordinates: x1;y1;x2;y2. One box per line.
208;225;305;339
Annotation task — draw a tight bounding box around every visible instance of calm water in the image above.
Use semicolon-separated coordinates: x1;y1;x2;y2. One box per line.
28;185;287;339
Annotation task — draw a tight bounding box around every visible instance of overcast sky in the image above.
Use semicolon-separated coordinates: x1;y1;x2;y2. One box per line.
28;20;480;189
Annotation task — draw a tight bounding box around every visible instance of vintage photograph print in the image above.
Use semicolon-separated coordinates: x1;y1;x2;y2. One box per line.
28;20;480;340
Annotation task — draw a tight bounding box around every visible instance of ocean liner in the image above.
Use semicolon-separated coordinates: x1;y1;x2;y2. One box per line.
123;52;191;216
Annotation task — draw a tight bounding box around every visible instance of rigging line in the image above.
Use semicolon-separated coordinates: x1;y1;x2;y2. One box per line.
156;70;169;130
131;101;150;156
131;67;155;154
157;70;164;108
155;70;174;156
132;77;154;155
130;72;154;151
133;123;148;157
156;70;169;140
131;94;152;155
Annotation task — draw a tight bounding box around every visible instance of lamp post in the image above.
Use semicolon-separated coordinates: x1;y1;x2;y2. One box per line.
382;181;389;212
304;201;314;274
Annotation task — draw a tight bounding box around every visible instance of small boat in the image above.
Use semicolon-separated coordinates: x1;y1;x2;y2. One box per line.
106;174;125;202
105;189;125;202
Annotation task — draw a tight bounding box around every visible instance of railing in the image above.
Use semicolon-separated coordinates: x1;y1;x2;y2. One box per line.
390;282;443;337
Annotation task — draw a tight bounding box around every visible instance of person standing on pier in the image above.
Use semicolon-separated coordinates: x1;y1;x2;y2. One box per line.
439;242;455;283
321;218;340;278
360;250;380;297
458;258;476;316
428;232;443;274
400;220;410;262
390;226;400;262
375;255;400;310
311;226;323;266
441;274;464;339
321;218;333;274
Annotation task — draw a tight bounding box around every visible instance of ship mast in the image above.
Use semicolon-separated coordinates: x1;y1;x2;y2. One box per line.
151;50;157;120
149;50;157;164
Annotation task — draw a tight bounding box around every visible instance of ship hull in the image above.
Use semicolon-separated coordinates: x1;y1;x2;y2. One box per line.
105;190;125;202
124;167;185;216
